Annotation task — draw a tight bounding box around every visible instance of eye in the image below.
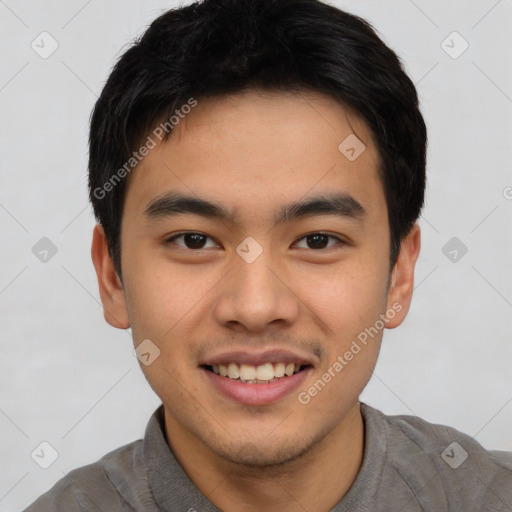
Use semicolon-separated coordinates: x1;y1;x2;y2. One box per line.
166;232;219;250
294;233;344;250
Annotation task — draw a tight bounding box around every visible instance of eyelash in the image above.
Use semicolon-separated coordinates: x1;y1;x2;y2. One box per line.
165;232;345;250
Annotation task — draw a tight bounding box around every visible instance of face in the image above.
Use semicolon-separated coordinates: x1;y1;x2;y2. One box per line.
92;90;419;467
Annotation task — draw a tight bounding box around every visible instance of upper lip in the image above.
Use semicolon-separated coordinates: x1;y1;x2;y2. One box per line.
199;348;317;368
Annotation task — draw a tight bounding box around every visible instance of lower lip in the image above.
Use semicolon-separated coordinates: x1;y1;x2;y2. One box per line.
201;366;313;406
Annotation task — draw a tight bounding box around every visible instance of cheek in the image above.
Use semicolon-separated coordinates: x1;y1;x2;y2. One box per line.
294;254;388;396
123;250;217;341
123;260;210;400
297;258;389;334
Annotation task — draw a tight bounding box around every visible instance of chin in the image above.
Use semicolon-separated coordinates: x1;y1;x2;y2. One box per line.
210;433;316;469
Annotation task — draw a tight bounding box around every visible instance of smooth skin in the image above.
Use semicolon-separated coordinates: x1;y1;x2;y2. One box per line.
92;90;421;512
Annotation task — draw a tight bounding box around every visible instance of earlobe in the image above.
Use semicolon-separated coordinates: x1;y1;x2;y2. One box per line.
385;223;421;329
91;224;131;329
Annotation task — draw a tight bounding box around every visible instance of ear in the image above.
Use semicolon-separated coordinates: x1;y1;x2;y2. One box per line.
91;224;130;329
385;223;421;329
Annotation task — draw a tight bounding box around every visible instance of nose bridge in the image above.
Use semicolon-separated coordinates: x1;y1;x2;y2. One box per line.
237;252;277;296
213;248;299;331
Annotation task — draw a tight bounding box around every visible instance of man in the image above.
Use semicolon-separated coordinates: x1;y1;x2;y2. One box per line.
26;0;512;510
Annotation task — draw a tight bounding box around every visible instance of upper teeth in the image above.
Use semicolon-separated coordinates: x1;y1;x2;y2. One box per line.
213;362;301;382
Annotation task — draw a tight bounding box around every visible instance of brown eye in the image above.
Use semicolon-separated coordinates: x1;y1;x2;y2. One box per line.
295;233;342;250
306;234;329;249
166;232;217;249
183;233;207;249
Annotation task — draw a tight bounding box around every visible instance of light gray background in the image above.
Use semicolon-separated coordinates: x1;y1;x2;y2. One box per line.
1;0;511;509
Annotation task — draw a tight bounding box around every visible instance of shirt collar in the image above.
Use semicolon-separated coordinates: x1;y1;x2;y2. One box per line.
143;405;221;511
142;402;386;511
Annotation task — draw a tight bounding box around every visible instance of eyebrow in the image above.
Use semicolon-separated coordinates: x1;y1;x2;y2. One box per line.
143;192;366;225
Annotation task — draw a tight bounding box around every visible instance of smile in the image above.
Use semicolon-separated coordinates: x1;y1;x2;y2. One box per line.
201;362;313;405
203;362;307;383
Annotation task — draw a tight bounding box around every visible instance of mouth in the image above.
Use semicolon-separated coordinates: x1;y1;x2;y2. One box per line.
199;349;316;405
201;361;311;384
199;351;315;405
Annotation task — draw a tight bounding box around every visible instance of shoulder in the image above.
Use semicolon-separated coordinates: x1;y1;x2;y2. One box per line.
24;440;144;512
384;406;512;471
362;403;512;509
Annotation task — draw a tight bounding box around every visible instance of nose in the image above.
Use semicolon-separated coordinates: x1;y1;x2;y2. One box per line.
212;252;300;333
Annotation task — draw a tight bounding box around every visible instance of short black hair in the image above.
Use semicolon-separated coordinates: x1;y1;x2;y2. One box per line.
89;0;427;277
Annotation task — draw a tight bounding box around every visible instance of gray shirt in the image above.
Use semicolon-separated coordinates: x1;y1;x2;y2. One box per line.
25;402;512;511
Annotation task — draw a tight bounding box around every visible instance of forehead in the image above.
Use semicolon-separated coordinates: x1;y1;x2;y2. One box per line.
123;90;385;224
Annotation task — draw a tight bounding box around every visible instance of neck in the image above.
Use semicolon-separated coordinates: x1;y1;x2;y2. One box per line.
164;402;365;512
